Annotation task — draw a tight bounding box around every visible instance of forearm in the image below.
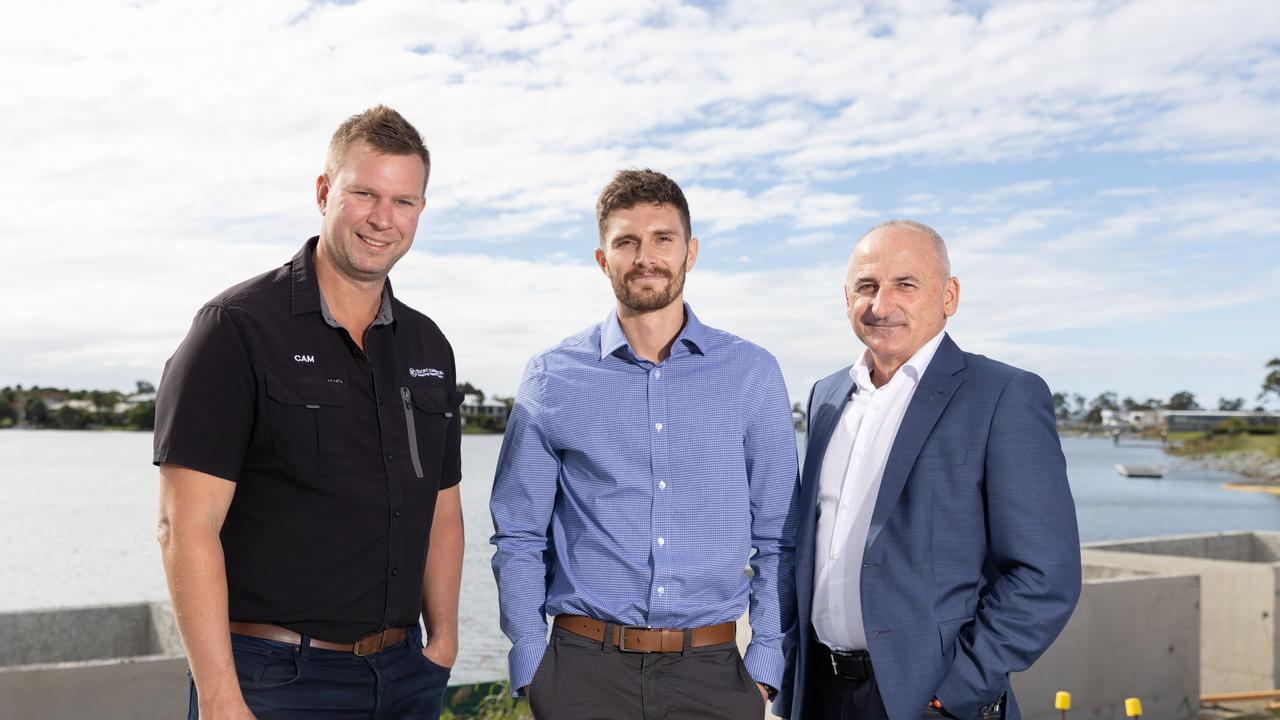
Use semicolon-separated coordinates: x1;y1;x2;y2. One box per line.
421;487;463;663
159;522;242;709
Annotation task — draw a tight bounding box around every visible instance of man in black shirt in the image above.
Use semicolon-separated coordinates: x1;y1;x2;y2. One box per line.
154;105;463;720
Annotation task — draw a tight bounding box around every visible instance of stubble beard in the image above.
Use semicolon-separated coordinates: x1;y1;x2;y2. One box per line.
321;230;402;285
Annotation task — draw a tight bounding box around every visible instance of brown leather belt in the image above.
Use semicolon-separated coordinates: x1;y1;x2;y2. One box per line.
554;615;736;653
228;622;408;657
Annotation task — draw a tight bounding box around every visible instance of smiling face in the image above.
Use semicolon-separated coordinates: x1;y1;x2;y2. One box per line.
595;202;698;314
846;224;959;378
316;140;427;284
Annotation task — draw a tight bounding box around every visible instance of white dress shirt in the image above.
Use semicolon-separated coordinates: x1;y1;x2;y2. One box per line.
812;330;946;651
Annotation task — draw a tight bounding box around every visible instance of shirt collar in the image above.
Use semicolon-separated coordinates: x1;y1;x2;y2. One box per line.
850;329;947;392
599;301;707;361
291;236;395;327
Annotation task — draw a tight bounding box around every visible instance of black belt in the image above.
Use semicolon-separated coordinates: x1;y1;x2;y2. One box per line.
817;644;874;681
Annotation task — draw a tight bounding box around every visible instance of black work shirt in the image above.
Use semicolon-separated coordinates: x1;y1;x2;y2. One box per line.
153;238;463;643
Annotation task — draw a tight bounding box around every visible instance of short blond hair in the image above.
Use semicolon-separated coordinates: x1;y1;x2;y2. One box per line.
325;105;430;190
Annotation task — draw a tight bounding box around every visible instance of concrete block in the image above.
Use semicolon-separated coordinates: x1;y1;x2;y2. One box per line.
1084;530;1280;708
1014;565;1200;720
0;602;187;720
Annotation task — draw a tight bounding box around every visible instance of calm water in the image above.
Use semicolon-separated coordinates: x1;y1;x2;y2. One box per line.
2;431;1278;682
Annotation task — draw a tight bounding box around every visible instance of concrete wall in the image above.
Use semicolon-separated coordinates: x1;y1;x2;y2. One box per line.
0;602;187;720
1084;531;1280;700
1013;565;1201;720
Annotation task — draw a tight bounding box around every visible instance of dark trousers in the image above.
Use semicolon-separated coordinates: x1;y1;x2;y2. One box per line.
807;657;891;720
188;626;449;720
807;642;1002;720
528;624;766;720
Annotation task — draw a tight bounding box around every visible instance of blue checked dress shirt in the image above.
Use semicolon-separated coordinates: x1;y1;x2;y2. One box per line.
490;303;799;693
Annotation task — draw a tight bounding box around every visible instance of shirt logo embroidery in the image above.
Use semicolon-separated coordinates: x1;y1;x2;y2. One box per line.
409;367;444;378
294;354;315;363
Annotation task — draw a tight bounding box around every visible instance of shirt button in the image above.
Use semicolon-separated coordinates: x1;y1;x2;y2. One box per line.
653;369;661;379
386;452;393;462
391;568;399;577
657;537;665;547
831;550;840;559
657;586;665;595
394;509;402;518
655;422;663;431
658;480;666;490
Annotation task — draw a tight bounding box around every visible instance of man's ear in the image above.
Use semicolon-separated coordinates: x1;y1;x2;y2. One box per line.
943;276;960;317
316;174;331;215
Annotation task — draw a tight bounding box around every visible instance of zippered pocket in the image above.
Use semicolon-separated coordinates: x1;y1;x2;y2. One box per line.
400;386;424;479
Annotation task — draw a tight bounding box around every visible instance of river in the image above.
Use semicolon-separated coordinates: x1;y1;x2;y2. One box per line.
1;431;1277;683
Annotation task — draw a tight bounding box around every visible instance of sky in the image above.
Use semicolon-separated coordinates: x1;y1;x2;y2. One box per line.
1;0;1278;409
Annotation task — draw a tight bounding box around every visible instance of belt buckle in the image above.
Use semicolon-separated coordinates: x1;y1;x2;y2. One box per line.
353;629;387;657
617;624;651;653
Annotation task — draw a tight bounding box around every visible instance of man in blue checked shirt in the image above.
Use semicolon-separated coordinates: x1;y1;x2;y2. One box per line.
490;168;800;719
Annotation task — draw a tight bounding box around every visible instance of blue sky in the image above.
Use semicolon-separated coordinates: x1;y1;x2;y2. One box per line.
1;0;1277;409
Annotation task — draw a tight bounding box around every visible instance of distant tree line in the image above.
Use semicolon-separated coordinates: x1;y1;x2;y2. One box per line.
0;380;155;430
1053;357;1280;426
457;381;512;433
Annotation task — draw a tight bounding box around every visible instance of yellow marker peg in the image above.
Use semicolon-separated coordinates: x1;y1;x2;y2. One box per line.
1124;697;1143;717
1055;690;1071;710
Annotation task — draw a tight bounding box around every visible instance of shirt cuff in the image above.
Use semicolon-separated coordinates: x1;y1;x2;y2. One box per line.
508;640;548;697
742;640;786;692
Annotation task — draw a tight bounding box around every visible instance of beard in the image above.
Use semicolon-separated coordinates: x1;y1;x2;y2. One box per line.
609;264;687;313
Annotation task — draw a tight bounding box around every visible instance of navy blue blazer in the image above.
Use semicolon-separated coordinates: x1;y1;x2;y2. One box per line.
776;334;1081;720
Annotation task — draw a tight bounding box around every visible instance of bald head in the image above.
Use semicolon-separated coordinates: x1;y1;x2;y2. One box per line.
844;219;959;384
852;219;950;279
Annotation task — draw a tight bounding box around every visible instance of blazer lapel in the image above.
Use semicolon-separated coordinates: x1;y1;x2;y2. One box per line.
865;334;966;552
803;370;854;493
797;370;855;602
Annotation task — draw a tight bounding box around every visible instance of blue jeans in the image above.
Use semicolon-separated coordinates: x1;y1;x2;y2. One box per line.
188;626;449;719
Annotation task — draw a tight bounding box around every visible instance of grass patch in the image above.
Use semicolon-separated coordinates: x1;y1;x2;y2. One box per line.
1166;432;1280;459
442;682;531;720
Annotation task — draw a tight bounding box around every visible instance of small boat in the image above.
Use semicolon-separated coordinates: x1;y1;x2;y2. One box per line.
1115;464;1163;478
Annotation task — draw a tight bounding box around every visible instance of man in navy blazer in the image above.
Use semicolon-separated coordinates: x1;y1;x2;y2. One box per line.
776;220;1080;720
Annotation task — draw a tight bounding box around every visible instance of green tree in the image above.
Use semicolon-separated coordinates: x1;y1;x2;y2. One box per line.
1051;392;1070;421
1122;396;1159;411
24;397;49;426
54;405;89;430
1085;392;1118;425
0;387;17;425
1165;390;1201;411
1261;358;1280;406
135;380;156;395
1217;397;1245;411
127;401;156;430
90;390;123;425
458;381;484;404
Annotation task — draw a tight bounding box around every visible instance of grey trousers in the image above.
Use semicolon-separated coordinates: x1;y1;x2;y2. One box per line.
527;625;767;720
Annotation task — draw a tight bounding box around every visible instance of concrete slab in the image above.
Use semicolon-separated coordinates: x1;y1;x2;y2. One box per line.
1014;565;1201;720
1084;530;1280;710
0;602;187;720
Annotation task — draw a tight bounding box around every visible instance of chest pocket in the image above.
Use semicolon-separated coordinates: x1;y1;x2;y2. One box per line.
265;371;352;475
398;384;463;479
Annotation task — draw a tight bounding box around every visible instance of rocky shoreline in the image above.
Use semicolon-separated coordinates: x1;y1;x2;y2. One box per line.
1179;449;1280;484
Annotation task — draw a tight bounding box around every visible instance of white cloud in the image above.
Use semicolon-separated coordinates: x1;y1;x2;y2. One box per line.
0;0;1278;409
